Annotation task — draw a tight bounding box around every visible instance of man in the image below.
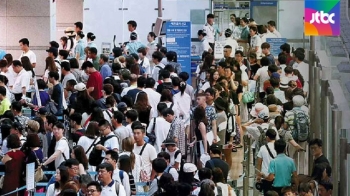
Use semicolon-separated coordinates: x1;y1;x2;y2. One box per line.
277;54;287;76
125;32;145;55
261;139;298;195
104;150;130;196
132;121;157;181
157;152;179;181
221;45;233;61
261;42;275;65
125;109;138;133
151;51;165;81
298;183;314;196
70;113;85;145
147;103;170;153
59;50;69;62
45;114;58;170
48;71;64;115
137;47;151;76
127;20;138;37
292;50;309;95
309;139;330;176
254;57;274;101
289;48;309;66
224;29;238;57
88;47;100;70
112;111;133;151
82;61;103;100
256;129;277;194
280;43;293;65
197;30;212;55
205;88;215;106
162;108;186;155
281;66;302;88
126;76;146;103
0;86;10;115
205;144;229;182
74;21;83;33
42;122;70;169
143;78;161;117
318;182;333;196
11;60;30;101
156;70;172;94
148;158;167;196
97;162;126;196
121;74;138;97
65;159;81;180
96;84;114;109
99;54;112;81
203;14;222;49
281;187;296;196
96;119;119;158
86;181;102;196
196;93;218;144
267;20;282;38
19;38;36;68
61;62;76;98
66;79;78;108
78;174;93;196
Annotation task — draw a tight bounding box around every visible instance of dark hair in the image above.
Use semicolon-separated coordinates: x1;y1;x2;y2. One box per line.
70;113;82;125
50;41;59;48
250;26;258;33
266;129;276;140
318;181;333;191
312;163;332;182
270;78;280;88
207;14;214;18
48;71;59;80
113;111;124;124
137;47;147;56
72;145;88;170
7;134;21;148
106;150;119;163
4;54;13;66
81;61;94;70
157;151;170;160
278;54;287;64
164;64;175;73
54;122;65;130
161;108;174;117
158;173;174;190
131;121;146;133
87;32;96;41
26;133;41;147
260;57;270;67
265;191;279;196
0;60;7;68
118;155;132;173
178;72;189;81
19;38;29;46
145;77;156;88
198;168;212;181
241;17;249;24
21;56;32;72
11;101;22;112
125;109;138;121
157;102;168;114
148;32;157;39
127;20;137;28
309;138;323;147
85;121;99;139
77;31;85;39
87;181;102;192
235;50;244;57
274;139;286;154
61;61;71;72
13;60;22;67
55;166;70;190
267;20;276;27
68;58;78;69
294;50;305;61
212;167;225;183
261;42;271;49
0;86;6;96
268;64;279;73
36;79;48;89
46;114;58;125
152;158;167;173
74;22;83;29
280;43;291;53
152;51;163;62
160;89;173;102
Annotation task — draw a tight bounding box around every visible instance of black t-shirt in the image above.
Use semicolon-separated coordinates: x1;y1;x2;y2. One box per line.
312;154;330;175
205;157;230;182
249;63;261;80
230;85;243;105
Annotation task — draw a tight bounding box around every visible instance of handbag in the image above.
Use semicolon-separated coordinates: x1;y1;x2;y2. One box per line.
242;84;255;103
33;151;44;182
45;101;58;115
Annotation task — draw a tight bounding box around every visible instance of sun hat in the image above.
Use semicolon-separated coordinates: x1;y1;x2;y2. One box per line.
250;103;269;119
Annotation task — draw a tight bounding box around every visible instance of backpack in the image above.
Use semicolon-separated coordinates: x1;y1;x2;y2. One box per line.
156;66;164;80
162;82;173;91
119;170;124;182
147;117;157;145
291;109;310;142
256;124;273;152
88;135;115;166
114;180;120;195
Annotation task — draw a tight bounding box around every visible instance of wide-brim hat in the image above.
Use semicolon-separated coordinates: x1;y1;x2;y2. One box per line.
250;103;269;119
64;27;76;36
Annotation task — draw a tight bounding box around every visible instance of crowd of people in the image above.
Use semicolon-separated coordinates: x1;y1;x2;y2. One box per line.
0;14;333;196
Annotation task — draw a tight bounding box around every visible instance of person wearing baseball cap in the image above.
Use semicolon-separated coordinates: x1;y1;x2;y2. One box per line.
204;144;229;182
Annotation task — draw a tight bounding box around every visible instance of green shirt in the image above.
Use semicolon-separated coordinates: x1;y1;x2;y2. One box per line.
93;56;100;71
268;154;296;187
0;97;11;115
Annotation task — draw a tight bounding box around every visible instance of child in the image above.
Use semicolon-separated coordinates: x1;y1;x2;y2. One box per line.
261;42;275;65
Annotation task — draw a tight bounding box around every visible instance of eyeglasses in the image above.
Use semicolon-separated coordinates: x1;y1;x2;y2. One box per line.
87;189;97;193
69;166;79;171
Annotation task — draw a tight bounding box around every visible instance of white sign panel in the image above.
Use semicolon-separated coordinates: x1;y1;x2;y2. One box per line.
26;163;35;191
214;41;226;60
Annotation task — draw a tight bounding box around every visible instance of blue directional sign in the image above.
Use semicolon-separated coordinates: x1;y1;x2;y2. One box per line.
266;38;287;57
166;21;192;84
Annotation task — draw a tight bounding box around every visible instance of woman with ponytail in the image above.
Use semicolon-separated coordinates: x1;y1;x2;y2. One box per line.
120;137;143;185
87;32;97;49
173;81;191;134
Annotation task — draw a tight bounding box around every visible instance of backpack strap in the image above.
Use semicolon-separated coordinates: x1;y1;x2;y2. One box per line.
265;144;275;159
83;115;92;128
169;102;174;109
174;150;181;162
85;137;99;154
139;143;147;156
119;170;124;182
152;117;156;133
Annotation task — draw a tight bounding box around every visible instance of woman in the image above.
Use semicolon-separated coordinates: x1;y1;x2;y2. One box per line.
191;106;208;169
173;82;191;132
212;168;235;196
158;89;180;117
69;84;94;115
146;32;158;60
60;36;68;50
200;69;219;92
0;75;14;102
71;145;88;175
165;51;182;73
1;134;26;196
43;57;58;83
23;133;44;167
75;31;86;67
20;56;34;94
119;154;137;195
29;79;50;112
196;53;212;89
119;137;142;185
133;91;152;126
248;53;261;80
249;26;262;57
232;61;248;126
46;166;70;196
87;32;97;49
69;58;81;83
82;107;105;128
32;116;49;159
77;121;100;173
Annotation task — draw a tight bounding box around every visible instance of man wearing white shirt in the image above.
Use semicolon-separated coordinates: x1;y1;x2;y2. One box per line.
95;120;119;158
138;47;151;76
11;60;30;101
19;38;36;68
121;74;137;97
254;57;271;101
143;78;161;117
256;129;277;194
104;150;130;196
267;21;281;38
224;29;239;57
98;162;126;196
203;13;222;49
198;30;212;56
112;111;133;151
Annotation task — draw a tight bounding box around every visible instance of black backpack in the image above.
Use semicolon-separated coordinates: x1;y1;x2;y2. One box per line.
88;135;115;166
147;117;157;145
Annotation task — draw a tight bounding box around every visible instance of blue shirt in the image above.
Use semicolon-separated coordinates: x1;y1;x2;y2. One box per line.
75;39;86;60
268;154;296;187
0;49;6;59
126;41;146;54
100;63;112;81
87;41;97;49
266;54;276;65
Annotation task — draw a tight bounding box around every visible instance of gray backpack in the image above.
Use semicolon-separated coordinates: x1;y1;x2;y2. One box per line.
291;109;310;142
